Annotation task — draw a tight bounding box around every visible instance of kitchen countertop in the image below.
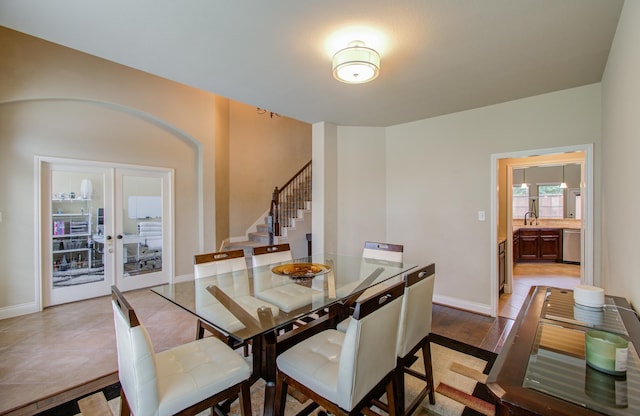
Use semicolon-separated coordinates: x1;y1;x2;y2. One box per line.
512;219;581;231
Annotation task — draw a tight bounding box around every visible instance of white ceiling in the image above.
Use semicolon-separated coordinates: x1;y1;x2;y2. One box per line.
0;0;624;127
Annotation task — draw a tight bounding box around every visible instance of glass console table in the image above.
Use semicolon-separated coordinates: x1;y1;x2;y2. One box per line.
488;286;640;416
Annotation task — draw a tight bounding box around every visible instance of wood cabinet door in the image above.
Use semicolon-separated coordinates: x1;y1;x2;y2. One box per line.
519;230;539;260
540;230;562;261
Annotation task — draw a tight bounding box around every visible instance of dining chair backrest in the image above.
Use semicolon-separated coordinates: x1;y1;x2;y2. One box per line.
362;241;404;263
112;287;160;416
194;249;247;279
396;264;435;358
251;243;292;268
338;282;404;410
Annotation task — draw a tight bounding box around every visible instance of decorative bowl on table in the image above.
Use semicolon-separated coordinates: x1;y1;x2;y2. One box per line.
271;263;331;280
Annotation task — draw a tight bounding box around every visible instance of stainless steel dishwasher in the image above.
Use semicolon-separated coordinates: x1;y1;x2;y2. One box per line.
563;228;581;264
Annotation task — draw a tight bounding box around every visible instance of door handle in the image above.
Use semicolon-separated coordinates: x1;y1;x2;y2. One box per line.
117;234;123;240
105;235;112;241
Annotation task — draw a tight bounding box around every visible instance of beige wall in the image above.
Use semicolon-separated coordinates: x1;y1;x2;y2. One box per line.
601;1;640;308
0;27;311;315
229;101;311;237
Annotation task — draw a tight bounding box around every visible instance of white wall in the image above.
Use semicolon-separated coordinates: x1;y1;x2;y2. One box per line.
336;126;388;256
311;122;338;254
601;1;640;307
379;84;602;313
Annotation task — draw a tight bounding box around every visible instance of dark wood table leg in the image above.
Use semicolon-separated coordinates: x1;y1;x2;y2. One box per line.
261;330;278;416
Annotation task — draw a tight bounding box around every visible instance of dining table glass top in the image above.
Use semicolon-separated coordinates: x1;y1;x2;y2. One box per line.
151;253;416;342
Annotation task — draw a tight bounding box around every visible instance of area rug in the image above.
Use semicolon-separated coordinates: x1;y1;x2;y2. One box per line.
422;333;497;416
39;334;497;416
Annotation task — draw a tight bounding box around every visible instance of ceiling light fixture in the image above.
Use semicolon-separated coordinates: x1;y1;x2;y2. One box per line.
521;168;528;189
560;165;568;188
332;40;380;84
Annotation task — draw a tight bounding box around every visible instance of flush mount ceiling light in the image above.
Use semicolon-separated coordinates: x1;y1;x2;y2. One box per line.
332;40;380;84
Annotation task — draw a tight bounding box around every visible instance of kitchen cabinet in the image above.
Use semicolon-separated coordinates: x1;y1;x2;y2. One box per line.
539;229;562;261
498;240;506;292
514;228;562;262
518;229;540;261
512;232;519;263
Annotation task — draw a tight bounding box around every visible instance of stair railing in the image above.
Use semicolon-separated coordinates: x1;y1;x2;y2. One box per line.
268;161;312;242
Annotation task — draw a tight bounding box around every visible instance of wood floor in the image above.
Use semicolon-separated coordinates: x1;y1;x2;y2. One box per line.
499;262;581;319
0;262;578;416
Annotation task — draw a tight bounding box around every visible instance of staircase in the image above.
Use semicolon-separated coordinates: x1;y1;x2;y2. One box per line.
223;162;312;259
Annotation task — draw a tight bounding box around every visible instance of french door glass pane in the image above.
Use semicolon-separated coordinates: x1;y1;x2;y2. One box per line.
51;171;105;288
120;175;163;277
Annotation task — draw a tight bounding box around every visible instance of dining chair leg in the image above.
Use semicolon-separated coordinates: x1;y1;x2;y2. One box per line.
196;320;205;339
274;371;288;416
239;381;252;416
386;378;397;416
393;362;405;416
119;387;131;416
423;341;435;404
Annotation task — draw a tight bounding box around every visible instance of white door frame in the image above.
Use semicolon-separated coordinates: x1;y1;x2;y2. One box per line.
489;144;594;317
36;156;174;307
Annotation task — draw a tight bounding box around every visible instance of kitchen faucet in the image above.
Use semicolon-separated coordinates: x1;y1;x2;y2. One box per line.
524;211;538;226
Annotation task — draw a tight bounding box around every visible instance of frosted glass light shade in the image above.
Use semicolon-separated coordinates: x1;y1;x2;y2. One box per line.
332;41;380;84
80;179;93;199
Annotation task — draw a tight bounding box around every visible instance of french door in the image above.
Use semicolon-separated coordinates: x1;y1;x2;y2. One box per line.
40;158;173;306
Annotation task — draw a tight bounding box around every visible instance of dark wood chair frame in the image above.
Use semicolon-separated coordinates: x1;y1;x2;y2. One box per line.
252;243;291;257
363;240;404;255
111;286;252;416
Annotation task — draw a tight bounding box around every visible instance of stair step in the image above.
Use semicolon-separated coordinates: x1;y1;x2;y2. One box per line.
248;231;271;244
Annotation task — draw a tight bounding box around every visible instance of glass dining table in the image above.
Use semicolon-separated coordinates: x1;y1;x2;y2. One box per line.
151;252;416;416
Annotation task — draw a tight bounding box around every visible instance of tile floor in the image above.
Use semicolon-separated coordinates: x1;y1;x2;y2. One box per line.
498;262;581;319
0;289;199;415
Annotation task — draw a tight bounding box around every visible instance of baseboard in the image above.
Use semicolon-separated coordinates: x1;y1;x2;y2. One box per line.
0;301;39;320
433;293;493;316
173;273;193;283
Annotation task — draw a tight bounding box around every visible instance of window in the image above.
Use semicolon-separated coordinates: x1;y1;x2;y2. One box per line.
512;186;529;219
538;184;564;218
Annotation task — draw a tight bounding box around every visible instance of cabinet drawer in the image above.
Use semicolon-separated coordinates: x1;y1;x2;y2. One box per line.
519;229;539;236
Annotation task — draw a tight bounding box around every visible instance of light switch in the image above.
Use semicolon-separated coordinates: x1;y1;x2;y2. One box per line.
478;211;485;221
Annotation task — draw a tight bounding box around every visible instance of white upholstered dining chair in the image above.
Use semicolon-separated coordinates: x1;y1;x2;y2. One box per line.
274;282;405;416
391;264;436;415
194;249;279;356
111;286;252;416
250;243;323;314
335;240;405;331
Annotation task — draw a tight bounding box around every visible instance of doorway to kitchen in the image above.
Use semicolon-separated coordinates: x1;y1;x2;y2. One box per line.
38;157;173;306
490;144;593;318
